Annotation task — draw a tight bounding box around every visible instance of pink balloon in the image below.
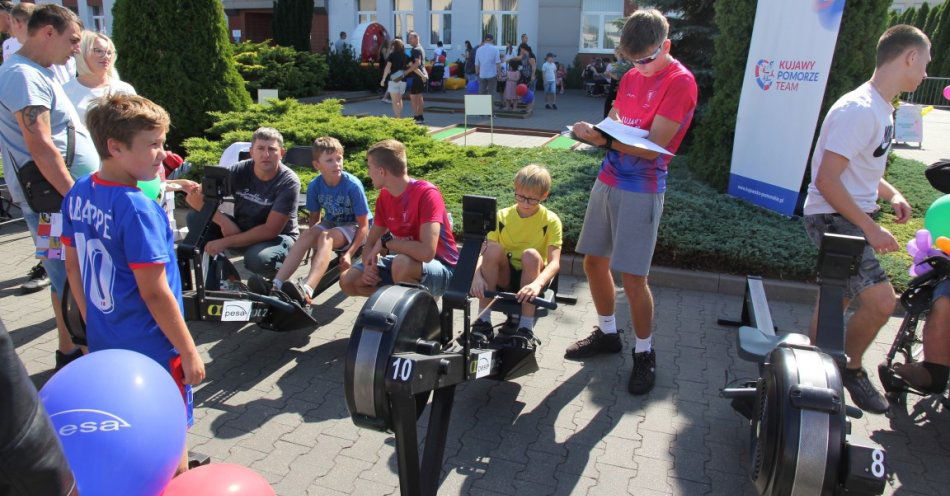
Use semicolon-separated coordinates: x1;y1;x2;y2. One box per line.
162;464;274;496
944;85;950;101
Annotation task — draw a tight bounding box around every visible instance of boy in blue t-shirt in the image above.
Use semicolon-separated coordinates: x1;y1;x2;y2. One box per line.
61;94;204;474
272;136;371;304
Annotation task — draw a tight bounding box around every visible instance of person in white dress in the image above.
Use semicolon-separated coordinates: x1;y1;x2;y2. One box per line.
63;31;135;123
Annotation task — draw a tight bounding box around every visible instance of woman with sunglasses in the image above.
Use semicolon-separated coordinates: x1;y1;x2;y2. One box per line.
567;10;698;397
63;31;136;122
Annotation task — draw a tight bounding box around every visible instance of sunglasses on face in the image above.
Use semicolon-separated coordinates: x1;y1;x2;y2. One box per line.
632;43;663;66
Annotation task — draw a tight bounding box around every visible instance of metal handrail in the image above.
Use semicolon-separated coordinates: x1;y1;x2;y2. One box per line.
901;77;950;107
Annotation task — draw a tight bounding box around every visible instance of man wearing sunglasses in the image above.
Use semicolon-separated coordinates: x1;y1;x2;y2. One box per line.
568;9;698;396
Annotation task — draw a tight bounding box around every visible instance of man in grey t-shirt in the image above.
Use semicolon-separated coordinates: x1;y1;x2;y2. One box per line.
186;127;301;279
0;5;98;369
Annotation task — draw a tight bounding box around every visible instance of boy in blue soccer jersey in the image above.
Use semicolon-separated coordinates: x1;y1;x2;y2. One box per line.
270;136;372;305
61;94;204;474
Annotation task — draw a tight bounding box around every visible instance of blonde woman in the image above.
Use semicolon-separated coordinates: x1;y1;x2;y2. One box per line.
63;31;136;122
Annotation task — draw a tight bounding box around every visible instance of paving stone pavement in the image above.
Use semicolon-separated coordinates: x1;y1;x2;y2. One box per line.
2;220;949;496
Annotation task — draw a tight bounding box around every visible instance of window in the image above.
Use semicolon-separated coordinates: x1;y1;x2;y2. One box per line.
580;0;623;52
430;0;452;46
481;0;517;47
91;6;107;33
394;0;414;39
358;0;378;25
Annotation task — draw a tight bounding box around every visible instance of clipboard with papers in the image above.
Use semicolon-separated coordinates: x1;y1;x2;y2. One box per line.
567;117;673;156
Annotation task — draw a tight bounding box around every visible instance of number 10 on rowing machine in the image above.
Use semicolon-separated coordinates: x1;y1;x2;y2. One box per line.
344;195;557;496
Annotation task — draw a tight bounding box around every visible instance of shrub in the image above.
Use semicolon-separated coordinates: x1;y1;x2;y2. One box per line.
322;44;379;91
112;0;251;148
233;41;328;100
272;0;313;52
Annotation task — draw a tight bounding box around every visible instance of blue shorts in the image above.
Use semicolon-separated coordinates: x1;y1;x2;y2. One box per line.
352;254;455;297
21;202;67;296
544;81;556;94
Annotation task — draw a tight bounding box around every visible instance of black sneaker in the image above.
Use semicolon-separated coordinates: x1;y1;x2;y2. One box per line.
247;274;271;295
280;278;311;306
505;327;541;350
467;320;495;347
545;104;551;109
564;327;623;359
55;348;83;370
842;367;890;414
21;262;50;294
628;349;656;395
552;104;558;110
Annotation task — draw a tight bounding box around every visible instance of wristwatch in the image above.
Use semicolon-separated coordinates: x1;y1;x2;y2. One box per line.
380;232;394;250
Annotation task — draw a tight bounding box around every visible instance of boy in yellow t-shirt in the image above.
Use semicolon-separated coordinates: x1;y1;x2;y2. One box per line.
470;164;562;346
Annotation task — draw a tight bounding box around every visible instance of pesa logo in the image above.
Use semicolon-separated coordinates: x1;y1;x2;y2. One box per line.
49;408;132;436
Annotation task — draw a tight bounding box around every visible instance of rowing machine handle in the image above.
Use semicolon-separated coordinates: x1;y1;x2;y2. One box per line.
485;290;557;310
243;291;297;314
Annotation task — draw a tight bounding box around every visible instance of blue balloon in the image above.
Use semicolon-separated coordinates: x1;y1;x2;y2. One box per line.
522;89;535;104
40;349;186;496
466;79;479;94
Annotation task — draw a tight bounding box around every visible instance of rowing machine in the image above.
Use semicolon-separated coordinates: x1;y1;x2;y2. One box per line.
343;195;556;496
721;233;888;495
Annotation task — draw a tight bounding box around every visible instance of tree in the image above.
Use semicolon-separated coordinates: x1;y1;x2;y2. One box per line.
688;0;755;189
924;3;942;39
913;2;930;29
638;0;717;106
900;7;917;25
887;10;900;27
112;0;251;147
932;3;950;76
273;0;314;52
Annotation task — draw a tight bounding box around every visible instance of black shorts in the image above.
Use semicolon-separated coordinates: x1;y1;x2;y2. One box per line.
409;76;425;95
505;260;523;292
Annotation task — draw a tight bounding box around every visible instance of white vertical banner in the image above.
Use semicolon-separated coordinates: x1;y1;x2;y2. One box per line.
727;0;845;216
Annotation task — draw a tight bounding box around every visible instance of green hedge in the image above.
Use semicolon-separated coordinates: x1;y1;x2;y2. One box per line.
233;41;328;100
183;100;934;290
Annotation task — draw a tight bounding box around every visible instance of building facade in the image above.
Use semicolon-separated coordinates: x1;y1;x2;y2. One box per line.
327;0;634;66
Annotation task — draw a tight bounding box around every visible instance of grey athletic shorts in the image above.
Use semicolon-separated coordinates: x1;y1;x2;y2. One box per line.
576;179;665;276
803;213;889;300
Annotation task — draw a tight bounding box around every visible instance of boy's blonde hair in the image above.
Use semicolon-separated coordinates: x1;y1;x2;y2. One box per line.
514;164;552;197
312;136;344;161
367;139;408;176
85;93;170;159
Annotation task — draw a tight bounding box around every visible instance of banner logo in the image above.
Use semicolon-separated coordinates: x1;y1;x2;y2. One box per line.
815;0;845;31
755;59;775;90
754;58;821;92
